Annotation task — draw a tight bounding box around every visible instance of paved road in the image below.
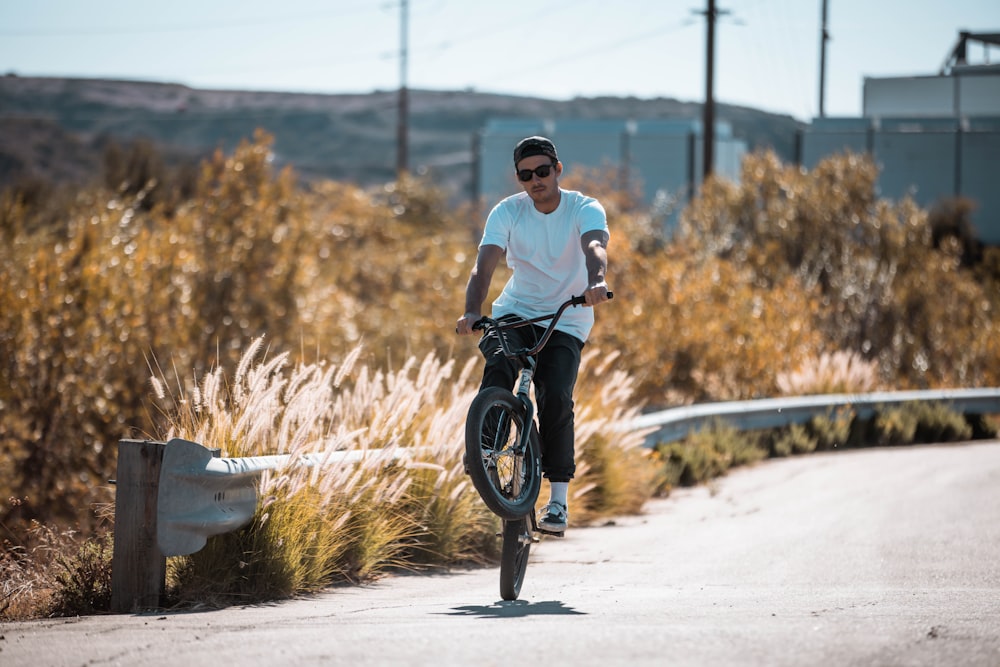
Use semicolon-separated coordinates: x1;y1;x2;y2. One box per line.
4;442;999;666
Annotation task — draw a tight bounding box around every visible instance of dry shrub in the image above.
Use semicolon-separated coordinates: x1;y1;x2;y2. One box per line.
864;402;974;447
0;132;471;542
6;137;998;544
0;519;113;619
4;133;999;614
0;518;62;620
592;149;1000;405
808;410;854;450
770;423;817;457
676;150;1000;393
46;529;114;616
0;131;318;538
594;224;824;403
928;197;982;267
653;419;767;492
293;173;475;367
570;348;659;523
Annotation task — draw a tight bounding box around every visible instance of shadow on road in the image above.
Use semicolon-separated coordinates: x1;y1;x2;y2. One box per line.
445;600;586;618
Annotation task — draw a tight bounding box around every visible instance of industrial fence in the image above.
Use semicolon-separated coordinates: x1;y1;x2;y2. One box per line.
110;388;1000;612
475;116;1000;244
800;117;1000;245
475;118;748;209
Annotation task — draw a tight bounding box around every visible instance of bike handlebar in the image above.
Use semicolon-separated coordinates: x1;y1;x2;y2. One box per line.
472;292;614;360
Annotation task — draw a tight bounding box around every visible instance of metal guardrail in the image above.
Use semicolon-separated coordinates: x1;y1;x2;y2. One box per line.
155;389;1000;558
112;387;999;611
630;388;1000;445
110;437;402;612
157;438;401;557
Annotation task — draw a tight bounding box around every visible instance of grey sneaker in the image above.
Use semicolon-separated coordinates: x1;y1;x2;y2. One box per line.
538;501;568;533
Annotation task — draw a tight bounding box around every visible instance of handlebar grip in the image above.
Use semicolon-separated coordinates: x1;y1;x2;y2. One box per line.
471;318;489;331
571;291;614;306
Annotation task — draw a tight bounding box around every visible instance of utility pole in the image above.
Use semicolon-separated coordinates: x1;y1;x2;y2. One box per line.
818;0;830;118
699;0;728;182
396;0;409;177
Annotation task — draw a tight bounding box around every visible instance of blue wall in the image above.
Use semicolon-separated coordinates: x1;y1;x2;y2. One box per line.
802;117;1000;244
477;119;746;219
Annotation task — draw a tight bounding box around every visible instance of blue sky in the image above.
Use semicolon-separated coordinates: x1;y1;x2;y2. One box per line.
1;0;997;121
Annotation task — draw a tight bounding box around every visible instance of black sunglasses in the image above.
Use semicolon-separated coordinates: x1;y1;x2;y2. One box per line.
516;163;557;182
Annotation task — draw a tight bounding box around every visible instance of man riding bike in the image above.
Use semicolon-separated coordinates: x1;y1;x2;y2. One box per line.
456;135;611;533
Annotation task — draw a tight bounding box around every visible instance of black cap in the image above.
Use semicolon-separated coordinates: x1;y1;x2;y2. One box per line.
513;136;558;166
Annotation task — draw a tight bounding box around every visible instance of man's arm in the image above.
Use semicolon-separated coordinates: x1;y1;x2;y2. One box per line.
456;244;504;335
581;229;610;306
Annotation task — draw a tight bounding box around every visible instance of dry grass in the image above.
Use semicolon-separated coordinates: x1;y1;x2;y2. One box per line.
3;330;656;616
571;348;660;522
776;350;880;396
150;340;486;602
0;520;63;620
0;519;113;620
146;336;658;605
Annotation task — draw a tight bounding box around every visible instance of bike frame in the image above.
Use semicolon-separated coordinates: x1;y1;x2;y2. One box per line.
472;296;591;462
472;294;611;508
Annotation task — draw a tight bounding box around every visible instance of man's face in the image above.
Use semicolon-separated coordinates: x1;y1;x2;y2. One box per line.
516;155;561;209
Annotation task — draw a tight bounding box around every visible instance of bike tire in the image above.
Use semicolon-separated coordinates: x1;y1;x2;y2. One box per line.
499;516;532;601
465;386;541;521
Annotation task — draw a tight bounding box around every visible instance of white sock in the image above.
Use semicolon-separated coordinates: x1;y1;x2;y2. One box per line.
549;482;569;508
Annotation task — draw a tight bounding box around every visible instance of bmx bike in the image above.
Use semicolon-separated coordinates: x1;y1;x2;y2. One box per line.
464;293;612;600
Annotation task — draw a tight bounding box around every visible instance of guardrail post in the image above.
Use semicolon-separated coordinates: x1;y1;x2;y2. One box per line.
111;439;166;613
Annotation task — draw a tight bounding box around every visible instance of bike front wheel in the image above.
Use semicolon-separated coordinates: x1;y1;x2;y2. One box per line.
465;386;541;520
500;516;532;601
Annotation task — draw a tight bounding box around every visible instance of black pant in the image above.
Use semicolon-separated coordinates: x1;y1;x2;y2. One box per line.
478;320;584;482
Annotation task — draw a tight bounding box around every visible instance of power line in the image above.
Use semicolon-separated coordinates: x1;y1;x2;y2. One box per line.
414;0;603;60
178;47;398;79
0;3;380;37
0;98;403;124
480;19;696;88
5;4;699;99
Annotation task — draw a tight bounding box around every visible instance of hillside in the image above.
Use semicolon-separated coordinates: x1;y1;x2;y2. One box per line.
0;75;805;201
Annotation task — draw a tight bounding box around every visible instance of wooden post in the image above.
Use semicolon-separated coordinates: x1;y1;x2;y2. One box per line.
110;439;166;613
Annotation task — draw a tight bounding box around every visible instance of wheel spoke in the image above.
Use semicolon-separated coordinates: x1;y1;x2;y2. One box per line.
465;387;540;521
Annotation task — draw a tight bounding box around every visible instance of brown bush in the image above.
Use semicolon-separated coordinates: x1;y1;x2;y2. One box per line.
2;136;998;548
674;151;1000;392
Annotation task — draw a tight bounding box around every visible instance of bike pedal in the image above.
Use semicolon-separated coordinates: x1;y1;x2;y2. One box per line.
536;528;565;538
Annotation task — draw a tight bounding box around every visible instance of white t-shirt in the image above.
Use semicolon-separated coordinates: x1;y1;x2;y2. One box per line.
480;189;609;342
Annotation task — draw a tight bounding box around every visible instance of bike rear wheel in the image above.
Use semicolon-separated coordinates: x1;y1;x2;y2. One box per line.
499;516;532;601
465;386;541;521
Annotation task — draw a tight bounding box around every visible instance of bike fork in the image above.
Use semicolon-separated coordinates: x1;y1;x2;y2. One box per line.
514;362;535;449
513;362;541;544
